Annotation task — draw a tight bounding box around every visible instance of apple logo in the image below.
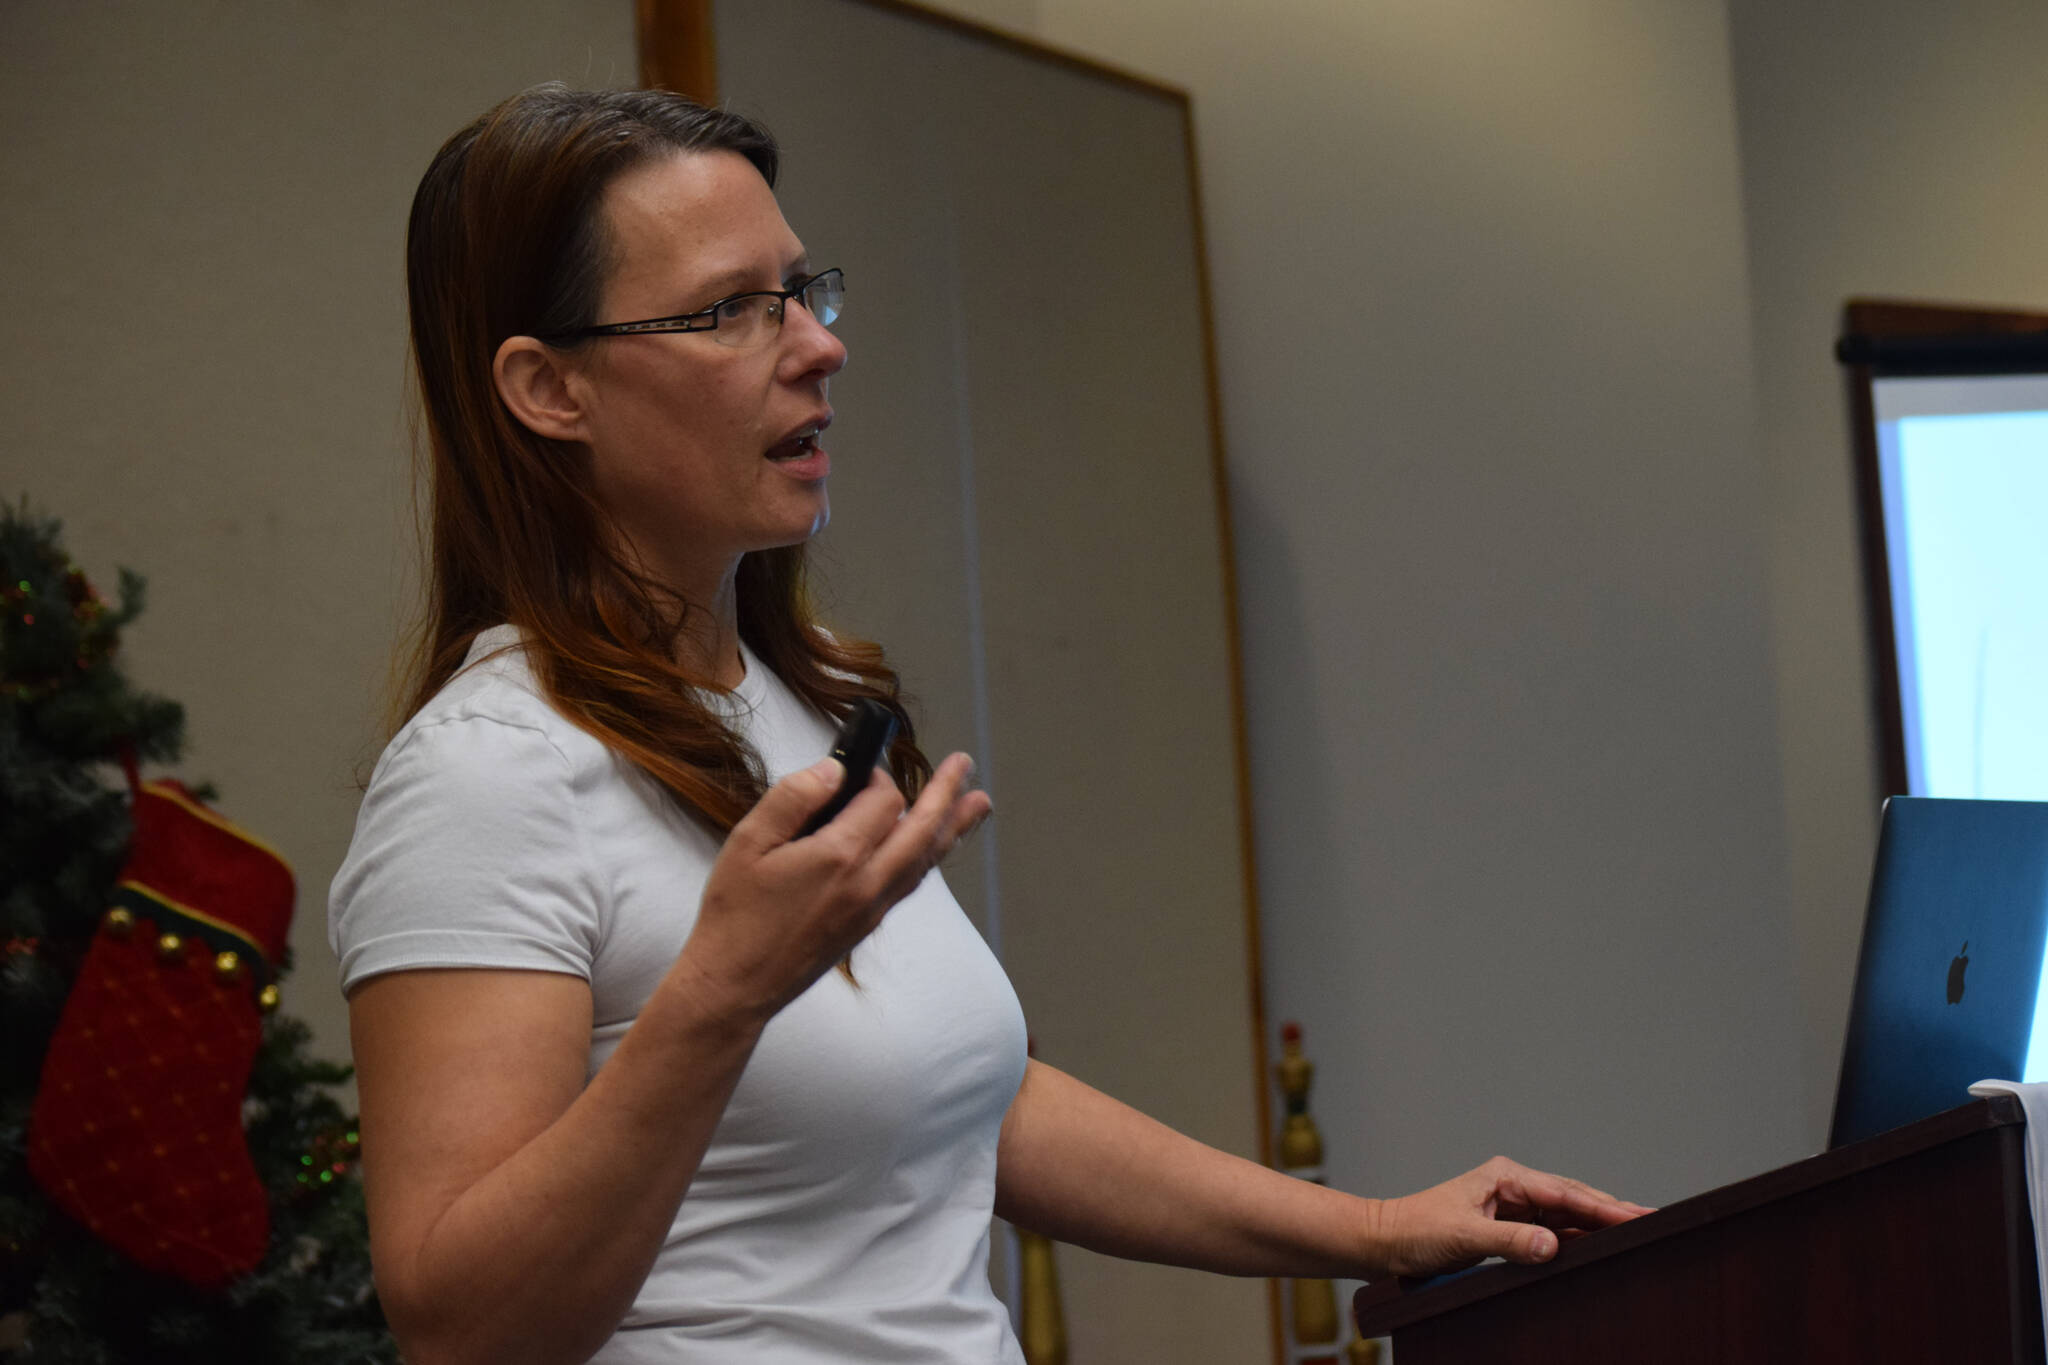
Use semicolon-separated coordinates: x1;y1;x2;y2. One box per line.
1948;941;1970;1005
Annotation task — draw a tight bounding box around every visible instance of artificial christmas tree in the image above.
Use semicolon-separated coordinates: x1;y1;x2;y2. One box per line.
0;501;392;1362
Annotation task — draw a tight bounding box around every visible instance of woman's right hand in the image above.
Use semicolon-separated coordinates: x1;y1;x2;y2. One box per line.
675;750;991;1024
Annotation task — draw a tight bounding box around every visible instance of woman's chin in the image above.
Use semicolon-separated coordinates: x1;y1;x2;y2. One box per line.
756;499;831;551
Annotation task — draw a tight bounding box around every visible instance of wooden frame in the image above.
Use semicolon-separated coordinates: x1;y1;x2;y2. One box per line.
635;2;1281;1358
1836;298;2048;801
636;0;716;102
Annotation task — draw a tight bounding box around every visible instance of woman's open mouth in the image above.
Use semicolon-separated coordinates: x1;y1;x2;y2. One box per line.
766;416;831;461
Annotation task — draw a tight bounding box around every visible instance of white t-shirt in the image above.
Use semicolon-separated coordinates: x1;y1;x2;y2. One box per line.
330;626;1029;1363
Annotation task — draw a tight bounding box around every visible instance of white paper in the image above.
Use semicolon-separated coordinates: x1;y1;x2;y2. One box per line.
1969;1078;2048;1355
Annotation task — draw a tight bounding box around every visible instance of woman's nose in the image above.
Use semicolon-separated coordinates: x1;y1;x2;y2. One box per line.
781;300;847;382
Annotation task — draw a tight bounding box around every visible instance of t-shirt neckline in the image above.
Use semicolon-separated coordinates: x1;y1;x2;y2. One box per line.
464;624;767;711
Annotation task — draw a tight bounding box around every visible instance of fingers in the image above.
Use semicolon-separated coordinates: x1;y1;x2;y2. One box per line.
691;751;991;1019
1492;1220;1560;1265
1507;1168;1618;1208
772;751;989;887
1425;1167;1563;1268
1477;1157;1649;1231
732;756;848;850
872;753;989;885
749;758;910;854
1369;1187;1554;1280
927;755;994;851
818;763;911;844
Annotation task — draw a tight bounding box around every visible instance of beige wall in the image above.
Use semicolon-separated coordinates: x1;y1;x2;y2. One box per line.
1725;0;2048;1141
0;1;636;1100
997;0;1809;1248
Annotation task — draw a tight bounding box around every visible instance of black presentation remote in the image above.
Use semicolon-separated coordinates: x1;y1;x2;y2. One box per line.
797;699;900;836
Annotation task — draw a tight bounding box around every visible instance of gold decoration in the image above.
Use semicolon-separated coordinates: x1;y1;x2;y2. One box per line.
1346;1333;1385;1365
1276;1023;1338;1351
1276;1023;1324;1171
258;984;281;1013
103;907;135;938
154;933;183;963
1016;1227;1067;1365
1290;1276;1339;1346
213;951;242;984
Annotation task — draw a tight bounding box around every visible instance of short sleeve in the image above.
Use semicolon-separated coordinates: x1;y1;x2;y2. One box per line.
329;713;602;995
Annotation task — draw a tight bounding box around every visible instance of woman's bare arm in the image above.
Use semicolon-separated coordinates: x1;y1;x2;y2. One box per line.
352;754;990;1365
994;1060;1647;1282
352;964;757;1365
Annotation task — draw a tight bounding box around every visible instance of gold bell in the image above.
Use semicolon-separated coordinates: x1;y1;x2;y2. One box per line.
103;907;135;938
258;984;281;1013
155;933;184;963
213;951;243;984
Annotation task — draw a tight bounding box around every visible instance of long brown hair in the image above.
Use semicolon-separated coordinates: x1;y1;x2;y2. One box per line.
401;83;930;829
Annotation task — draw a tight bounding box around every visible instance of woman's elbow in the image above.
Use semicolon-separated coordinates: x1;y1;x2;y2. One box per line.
377;1280;614;1365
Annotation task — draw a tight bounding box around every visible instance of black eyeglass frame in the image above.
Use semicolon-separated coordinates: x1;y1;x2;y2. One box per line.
549;267;844;342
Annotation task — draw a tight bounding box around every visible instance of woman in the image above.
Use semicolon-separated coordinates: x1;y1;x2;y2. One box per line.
331;84;1644;1365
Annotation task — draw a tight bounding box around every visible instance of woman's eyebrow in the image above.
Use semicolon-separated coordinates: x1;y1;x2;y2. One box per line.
686;267;758;300
687;255;812;301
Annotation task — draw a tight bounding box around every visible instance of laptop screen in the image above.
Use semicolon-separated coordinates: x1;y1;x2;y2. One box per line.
1830;796;2048;1148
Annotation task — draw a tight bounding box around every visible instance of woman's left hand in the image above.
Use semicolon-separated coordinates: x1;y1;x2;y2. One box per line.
1360;1156;1652;1279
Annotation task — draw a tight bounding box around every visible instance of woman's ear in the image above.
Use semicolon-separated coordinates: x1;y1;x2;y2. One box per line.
493;335;588;443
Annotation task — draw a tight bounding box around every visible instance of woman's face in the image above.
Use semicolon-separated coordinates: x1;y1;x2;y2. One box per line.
570;149;846;594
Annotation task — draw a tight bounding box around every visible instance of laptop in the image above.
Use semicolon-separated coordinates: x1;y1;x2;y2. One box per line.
1829;796;2048;1149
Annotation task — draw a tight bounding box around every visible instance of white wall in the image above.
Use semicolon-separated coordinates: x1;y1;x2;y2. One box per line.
955;0;1810;1249
1726;0;2048;1142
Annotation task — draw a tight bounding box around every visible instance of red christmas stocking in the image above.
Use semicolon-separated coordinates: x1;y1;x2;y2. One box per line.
28;778;295;1289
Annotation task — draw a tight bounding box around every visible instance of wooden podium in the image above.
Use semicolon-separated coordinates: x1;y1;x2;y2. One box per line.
1354;1096;2043;1363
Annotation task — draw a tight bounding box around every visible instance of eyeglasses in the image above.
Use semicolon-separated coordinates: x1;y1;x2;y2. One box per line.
554;268;844;349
